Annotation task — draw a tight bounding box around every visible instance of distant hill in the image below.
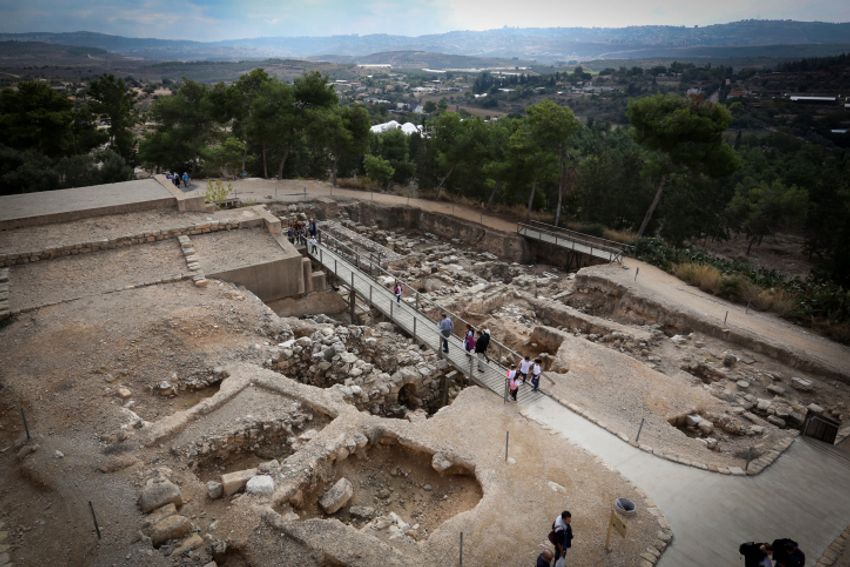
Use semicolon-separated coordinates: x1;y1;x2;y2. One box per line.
2;20;849;62
315;50;530;69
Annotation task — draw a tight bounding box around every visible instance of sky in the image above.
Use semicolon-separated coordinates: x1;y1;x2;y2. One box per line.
0;0;849;41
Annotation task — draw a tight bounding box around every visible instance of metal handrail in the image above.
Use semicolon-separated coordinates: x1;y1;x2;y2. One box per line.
519;220;629;254
312;229;555;386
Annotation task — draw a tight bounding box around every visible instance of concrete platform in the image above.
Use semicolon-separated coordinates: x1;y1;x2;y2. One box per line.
0;179;175;230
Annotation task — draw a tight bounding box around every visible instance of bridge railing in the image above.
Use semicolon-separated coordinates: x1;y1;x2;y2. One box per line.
312;229;555;387
518;220;632;262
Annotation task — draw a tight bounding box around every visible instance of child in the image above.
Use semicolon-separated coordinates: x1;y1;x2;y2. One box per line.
464;324;476;354
531;358;542;392
508;365;520;401
519;355;532;383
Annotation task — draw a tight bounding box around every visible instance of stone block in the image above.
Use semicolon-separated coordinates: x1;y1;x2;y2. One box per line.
221;468;256;497
150;514;191;546
173;533;204;555
320;477;353;514
139;478;182;513
142;502;178;530
791;377;814;392
246;475;274;496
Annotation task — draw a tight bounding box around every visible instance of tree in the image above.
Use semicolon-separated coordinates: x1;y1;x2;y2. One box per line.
727;180;808;254
0;81;101;158
627;94;739;237
248;80;297;178
202;137;247;178
523;100;582;226
363;154;394;190
139;80;214;171
88;74;138;162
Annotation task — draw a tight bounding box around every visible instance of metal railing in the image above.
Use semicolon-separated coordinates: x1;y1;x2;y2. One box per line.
517;220;632;263
310;230;554;397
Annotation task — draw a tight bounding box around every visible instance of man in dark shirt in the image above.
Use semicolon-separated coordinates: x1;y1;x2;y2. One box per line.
474;328;490;372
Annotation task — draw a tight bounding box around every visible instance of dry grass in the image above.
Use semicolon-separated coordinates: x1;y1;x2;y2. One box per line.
602;228;639;244
673;262;723;295
749;287;798;316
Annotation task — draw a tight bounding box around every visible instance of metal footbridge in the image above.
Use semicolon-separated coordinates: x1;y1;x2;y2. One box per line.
517;220;631;263
308;232;549;406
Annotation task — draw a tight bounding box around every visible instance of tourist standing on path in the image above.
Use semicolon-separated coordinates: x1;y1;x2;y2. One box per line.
519;355;532;384
308;218;318;238
474;328;490;372
550;510;573;562
393;281;403;304
308;235;318;255
182;171;190;188
464;324;476;354
531;358;542;392
508;364;520;401
438;313;453;354
172;174;180;188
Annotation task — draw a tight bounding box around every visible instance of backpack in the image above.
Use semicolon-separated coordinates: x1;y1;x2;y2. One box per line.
739;542;765;567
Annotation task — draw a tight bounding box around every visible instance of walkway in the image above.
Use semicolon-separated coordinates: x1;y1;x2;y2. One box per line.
517;220;629;263
525;395;850;566
308;238;544;406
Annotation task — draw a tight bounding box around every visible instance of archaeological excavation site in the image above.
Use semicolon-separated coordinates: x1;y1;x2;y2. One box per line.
1;177;849;566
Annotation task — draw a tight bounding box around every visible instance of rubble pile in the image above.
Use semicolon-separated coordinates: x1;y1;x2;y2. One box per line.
273;322;462;417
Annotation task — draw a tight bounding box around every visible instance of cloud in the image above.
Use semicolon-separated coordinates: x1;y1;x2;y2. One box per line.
0;0;847;40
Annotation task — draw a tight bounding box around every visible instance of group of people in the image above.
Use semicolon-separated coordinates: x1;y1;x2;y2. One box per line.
438;315;492;368
740;539;805;567
164;171;190;189
507;354;543;399
288;218;318;248
537;511;573;566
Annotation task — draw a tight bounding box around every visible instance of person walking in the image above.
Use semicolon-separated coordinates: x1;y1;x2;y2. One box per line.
393;281;403;304
507;364;520;401
464;324;476;355
474;329;490;372
531;358;542;392
519;355;532;384
438;313;453;354
550;510;573;562
308;218;318;238
308;235;319;255
181;171;190;188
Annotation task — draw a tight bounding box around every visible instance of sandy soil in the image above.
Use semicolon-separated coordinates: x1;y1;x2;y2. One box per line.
9;239;189;312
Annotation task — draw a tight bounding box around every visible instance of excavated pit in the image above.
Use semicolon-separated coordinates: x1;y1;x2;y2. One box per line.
273;324;469;419
169;389;332;482
283;435;482;544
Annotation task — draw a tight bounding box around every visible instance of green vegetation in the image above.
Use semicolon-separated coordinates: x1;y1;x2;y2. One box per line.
1;51;848;341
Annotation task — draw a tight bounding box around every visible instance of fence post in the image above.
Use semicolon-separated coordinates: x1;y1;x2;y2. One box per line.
334;258;338;276
635;417;645;445
505;431;510;462
369;285;373;306
459;531;464;567
634;267;640;281
20;405;30;441
390;298;394;319
89;501;102;539
413;317;417;340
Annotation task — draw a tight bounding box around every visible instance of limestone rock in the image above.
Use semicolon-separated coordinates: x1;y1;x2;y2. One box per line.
349;505;375;520
139;478;182;513
790;377;814;392
246;475;275;496
142;503;178;530
431;452;454;473
150;514;192;546
723;353;738;368
117;387;132;399
766;384;786;396
807;403;824;414
206;480;223;500
173;533;204;555
320;477;353;514
221;468;257;497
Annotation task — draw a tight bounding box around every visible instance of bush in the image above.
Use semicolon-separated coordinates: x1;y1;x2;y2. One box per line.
204;179;232;204
673;263;722;295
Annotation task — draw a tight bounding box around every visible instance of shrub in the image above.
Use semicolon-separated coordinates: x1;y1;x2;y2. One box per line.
718;274;753;303
673;263;722;294
603;228;639;244
204;179;232;204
